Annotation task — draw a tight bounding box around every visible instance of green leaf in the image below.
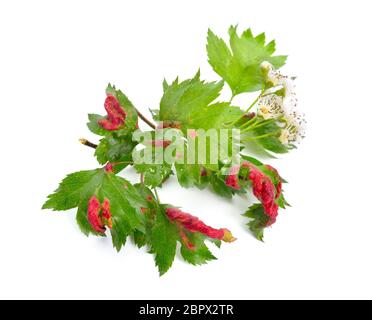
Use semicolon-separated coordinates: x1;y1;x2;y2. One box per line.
155;74;245;176
159;72;243;130
207;27;287;95
144;164;172;188
174;163;204;188
162;78;169;92
149;108;160;121
42;169;104;211
95;135;137;169
134;160;173;189
100;174;146;245
241;154;264;166
87;114;107;136
132;230;147;249
133;132;178;188
132;184;159;245
244;120;290;154
242;139;278;159
209;238;222;248
180;233;216;266
206;29;243;95
277;191;290;209
189;102;242;130
243;203;270;241
209;172;235;198
76;202;97;236
106;84;138;131
87;84;139;137
158;74;243;172
151;206;179;276
160;71;224;127
144;194;221;274
43;168;147;251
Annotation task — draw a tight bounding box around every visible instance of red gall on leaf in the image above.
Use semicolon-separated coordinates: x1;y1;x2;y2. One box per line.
265;164;282;199
178;228;196;250
200;167;208;177
247;163;278;226
224;162;281;225
104;163;114;173
87;195;105;233
150;140;172;148
98;95;127;131
243;112;256;120
165;207;236;243
101;198;113;229
157;121;182;129
225;165;241;190
87;195;113;234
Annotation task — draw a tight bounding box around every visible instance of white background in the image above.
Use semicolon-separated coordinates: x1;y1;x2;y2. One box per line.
1;0;371;300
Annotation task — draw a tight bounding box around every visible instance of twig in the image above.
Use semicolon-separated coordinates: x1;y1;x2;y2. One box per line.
79;108;155;150
230;90;264;127
136;108;156;129
229;93;235;104
140;173;144;186
79;138;98;149
154;188;161;202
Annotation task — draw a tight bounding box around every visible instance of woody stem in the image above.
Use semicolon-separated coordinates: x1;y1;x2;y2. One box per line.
79;107;156;150
135;108;156;129
79;138;98;149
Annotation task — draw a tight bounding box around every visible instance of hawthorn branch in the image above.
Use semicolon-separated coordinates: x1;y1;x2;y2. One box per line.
140;173;145;187
79;108;155;150
135;108;156;129
79;138;98;149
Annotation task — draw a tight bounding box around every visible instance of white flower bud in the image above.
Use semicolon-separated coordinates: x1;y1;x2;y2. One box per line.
279;129;290;145
260;61;273;72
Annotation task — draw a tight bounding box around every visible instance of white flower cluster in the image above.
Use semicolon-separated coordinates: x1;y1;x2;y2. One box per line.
257;61;306;145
